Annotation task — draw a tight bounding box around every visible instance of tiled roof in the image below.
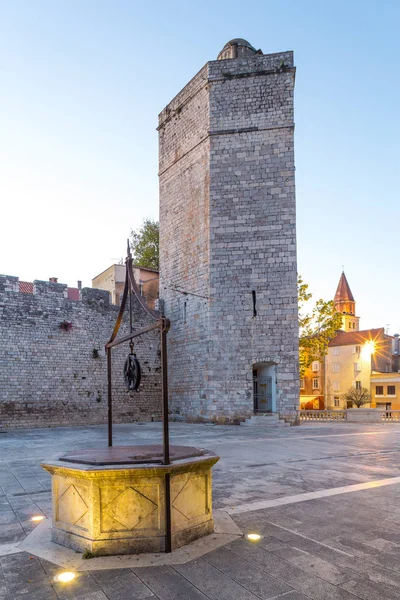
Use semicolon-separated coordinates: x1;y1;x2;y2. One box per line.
19;281;33;294
134;265;159;274
334;272;354;303
329;328;385;347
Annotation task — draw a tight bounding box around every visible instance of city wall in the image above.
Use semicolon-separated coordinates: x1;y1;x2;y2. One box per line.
0;275;161;428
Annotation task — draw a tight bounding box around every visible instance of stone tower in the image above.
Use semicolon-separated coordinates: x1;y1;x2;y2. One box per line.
158;39;299;421
334;272;360;331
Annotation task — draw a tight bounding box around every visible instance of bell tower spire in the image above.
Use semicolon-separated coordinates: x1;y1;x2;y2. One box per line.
334;272;360;331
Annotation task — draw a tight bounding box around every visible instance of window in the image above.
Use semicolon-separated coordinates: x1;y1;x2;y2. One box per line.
348;323;352;329
352;345;361;354
334;397;340;407
355;381;362;390
354;362;361;372
332;363;340;373
299;379;305;389
388;385;396;396
333;381;340;391
353;323;356;329
312;378;319;390
333;347;340;356
312;361;319;372
376;386;384;396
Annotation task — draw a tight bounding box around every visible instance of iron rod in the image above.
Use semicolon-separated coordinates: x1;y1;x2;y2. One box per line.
161;322;172;552
107;347;112;447
161;326;170;465
106;320;163;349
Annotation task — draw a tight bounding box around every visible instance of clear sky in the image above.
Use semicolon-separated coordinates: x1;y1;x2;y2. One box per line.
1;0;399;331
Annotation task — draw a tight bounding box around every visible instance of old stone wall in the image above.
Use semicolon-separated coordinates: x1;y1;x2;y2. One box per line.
0;275;161;428
159;47;299;421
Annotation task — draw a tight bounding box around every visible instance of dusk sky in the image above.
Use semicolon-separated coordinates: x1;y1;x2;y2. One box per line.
1;0;399;332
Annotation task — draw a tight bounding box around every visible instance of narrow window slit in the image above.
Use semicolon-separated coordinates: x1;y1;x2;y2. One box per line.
252;291;257;317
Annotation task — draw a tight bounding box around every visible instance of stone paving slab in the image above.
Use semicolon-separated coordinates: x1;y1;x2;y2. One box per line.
3;423;400;597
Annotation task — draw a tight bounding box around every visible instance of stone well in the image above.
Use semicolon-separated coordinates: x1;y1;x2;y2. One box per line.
42;445;219;556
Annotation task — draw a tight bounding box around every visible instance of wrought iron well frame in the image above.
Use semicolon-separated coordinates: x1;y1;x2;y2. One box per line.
105;243;172;552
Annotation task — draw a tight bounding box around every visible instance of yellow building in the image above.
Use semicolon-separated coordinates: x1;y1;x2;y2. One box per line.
301;271;359;410
324;272;397;409
92;264;159;309
325;328;392;409
370;371;400;410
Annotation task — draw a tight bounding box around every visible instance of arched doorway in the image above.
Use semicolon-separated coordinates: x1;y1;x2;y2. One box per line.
253;362;277;413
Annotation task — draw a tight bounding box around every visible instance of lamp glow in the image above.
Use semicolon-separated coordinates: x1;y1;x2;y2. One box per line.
54;572;76;583
246;533;262;542
30;515;45;522
365;340;375;353
362;340;376;359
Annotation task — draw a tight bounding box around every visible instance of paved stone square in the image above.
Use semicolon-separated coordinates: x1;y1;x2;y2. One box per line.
3;421;400;598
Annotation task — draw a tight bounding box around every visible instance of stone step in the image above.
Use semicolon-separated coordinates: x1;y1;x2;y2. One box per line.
240;414;290;427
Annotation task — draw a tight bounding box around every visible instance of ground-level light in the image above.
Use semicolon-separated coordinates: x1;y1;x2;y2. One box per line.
54;572;76;583
30;515;45;522
245;533;262;542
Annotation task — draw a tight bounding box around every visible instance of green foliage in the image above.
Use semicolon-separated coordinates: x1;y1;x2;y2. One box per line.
298;276;343;378
342;386;371;408
130;219;159;270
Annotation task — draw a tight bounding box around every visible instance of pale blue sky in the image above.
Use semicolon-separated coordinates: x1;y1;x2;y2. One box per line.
0;0;399;331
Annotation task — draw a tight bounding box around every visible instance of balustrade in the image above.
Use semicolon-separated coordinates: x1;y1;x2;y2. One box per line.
298;410;346;421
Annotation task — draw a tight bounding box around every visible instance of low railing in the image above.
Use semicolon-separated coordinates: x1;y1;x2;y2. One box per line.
299;410;346;421
299;409;400;423
381;410;400;422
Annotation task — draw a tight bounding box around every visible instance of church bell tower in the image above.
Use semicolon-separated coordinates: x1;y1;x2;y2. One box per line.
334;272;360;331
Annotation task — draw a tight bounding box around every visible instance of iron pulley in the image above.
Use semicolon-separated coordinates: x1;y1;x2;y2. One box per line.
124;353;141;391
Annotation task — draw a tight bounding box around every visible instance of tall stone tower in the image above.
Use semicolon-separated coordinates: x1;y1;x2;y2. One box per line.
159;39;299;421
334;272;360;331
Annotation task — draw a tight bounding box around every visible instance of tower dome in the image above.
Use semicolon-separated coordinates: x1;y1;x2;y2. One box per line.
217;38;262;60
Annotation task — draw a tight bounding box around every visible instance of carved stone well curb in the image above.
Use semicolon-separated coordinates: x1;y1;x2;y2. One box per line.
41;451;219;556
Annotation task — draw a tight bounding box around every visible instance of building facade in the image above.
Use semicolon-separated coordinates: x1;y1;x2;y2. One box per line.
159;39;299;422
300;272;399;410
92;264;159;310
370;369;400;410
325;327;395;409
300;360;324;410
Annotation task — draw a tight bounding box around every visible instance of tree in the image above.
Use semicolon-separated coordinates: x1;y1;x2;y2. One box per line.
130;219;159;270
298;276;343;378
342;386;371;408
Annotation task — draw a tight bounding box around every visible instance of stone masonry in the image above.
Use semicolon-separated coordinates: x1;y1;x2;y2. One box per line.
0;275;161;428
159;39;299;422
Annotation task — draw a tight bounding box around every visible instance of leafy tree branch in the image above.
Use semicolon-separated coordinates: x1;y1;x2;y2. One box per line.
298;276;343;378
130;219;159;270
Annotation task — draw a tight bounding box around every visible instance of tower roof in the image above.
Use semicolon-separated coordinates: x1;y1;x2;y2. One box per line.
221;38;256;52
217;38;262;60
334;272;355;303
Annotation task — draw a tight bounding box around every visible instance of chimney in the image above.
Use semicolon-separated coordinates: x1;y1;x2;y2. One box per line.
49;277;58;283
77;281;82;290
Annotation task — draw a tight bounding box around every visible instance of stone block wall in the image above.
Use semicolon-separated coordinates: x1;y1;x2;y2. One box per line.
159;46;299;422
0;275;161;428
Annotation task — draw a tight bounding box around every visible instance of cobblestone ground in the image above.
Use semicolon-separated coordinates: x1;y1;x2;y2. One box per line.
2;422;400;598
